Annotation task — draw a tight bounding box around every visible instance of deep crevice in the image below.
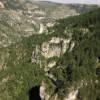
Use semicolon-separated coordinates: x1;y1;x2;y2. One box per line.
28;86;41;100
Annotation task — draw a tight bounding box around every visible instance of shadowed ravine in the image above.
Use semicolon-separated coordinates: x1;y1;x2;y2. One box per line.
29;86;41;100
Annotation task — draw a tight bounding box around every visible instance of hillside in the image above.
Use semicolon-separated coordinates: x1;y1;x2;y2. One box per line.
0;0;98;48
0;1;100;100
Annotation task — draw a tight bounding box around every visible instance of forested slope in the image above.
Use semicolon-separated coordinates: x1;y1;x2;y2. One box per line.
0;8;100;100
48;8;100;100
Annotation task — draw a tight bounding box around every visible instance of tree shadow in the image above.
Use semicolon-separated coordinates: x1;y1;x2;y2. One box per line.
28;86;41;100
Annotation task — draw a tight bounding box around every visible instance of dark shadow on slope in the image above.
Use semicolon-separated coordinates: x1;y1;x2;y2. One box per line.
29;86;41;100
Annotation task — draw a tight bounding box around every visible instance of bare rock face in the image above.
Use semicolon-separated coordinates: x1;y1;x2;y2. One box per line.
64;90;78;100
31;35;75;72
40;81;50;100
0;2;5;9
41;37;71;58
40;81;79;100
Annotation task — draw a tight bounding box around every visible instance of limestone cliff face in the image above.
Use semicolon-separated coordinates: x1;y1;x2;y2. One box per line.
31;36;74;72
0;2;5;9
39;81;79;100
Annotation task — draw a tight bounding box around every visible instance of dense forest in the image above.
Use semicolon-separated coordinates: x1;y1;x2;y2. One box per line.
48;8;100;99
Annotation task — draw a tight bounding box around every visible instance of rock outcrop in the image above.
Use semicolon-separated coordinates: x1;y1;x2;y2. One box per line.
0;2;5;9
